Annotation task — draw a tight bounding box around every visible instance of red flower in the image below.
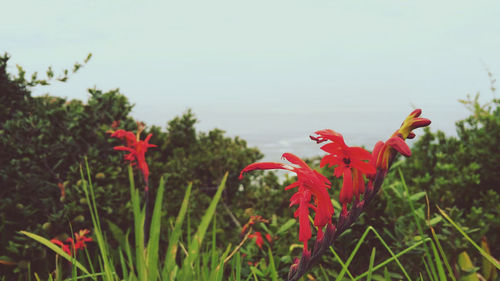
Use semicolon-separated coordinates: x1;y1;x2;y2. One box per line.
74;229;92;250
373;109;431;171
51;229;93;257
111;120;121;129
241;215;269;235
312;129;375;213
240;153;333;251
265;233;272;243
50;239;71;256
248;231;265;249
110;125;157;188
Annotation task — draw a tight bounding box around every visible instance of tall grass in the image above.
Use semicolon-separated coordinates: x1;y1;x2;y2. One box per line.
21;164;499;280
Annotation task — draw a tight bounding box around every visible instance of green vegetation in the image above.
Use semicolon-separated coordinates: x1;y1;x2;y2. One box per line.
0;54;499;280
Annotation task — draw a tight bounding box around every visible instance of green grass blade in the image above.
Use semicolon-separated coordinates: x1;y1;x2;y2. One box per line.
335;227;373;281
429;240;447;281
129;166;146;281
146;177;165;281
423;258;436;281
320;265;330;281
398;169;437;281
429;227;456;281
268;248;278;281
384;267;390;281
184;173;228;271
208;244;231;281
83;246;96;277
81;160;115;281
211;216;217;273
367;247;376;281
235;252;241;281
19;231;92;277
162;183;192;278
437;205;500;271
365;226;412;281
354;238;430;280
329;247;356;280
119;248;129;280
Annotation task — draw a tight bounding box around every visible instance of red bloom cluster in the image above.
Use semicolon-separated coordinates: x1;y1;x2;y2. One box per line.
248;232;273;249
241;215;273;249
109;123;157;189
311;129;375;214
240;153;333;251
51;229;92;256
240;109;431;258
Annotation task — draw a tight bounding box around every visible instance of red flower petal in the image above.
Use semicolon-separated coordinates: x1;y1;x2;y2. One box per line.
386;136;411;157
352;159;376;175
348;147;372;160
239;162;290;179
339;169;353;205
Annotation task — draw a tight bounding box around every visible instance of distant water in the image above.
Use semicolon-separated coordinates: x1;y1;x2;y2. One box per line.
196;109;465;163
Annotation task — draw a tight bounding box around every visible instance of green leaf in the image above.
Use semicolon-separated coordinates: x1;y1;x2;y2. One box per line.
367;247;376;281
437;206;500;271
146;177;165;281
162;183;192;278
276;219;296;236
429;216;442;226
409;191;426;202
457;251;480;281
268;248;278;281
182;173;228;277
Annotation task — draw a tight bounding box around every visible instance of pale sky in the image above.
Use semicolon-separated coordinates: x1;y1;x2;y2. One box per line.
2;0;499;159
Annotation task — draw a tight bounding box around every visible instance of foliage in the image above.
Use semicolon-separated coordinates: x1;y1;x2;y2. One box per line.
0;54;264;279
2;52;499;280
398;93;500;263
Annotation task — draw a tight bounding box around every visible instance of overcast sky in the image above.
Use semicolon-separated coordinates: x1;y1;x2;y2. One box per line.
2;0;499;158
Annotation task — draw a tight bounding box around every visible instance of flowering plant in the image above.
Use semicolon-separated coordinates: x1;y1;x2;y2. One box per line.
50;229;93;257
240;109;431;280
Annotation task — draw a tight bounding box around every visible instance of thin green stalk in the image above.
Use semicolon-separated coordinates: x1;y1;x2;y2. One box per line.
329;247;356;280
367;247;376;281
335;227;373;281
146;177;165;281
423;258;435;281
366;226;412;281
437;206;500;270
354;238;431;280
268;248;278;281
162;183;192;279
398;169;438;281
129;165;146;281
81;160;115;281
429;240;446;281
183;173;228;272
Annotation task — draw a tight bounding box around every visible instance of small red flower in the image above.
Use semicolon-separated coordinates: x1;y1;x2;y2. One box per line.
111;120;120;129
240;153;333;252
50;239;71;256
241;215;269;235
265;233;272;243
74;229;93;250
312;129;376;213
51;229;93;257
110;124;157;189
248;231;265;249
